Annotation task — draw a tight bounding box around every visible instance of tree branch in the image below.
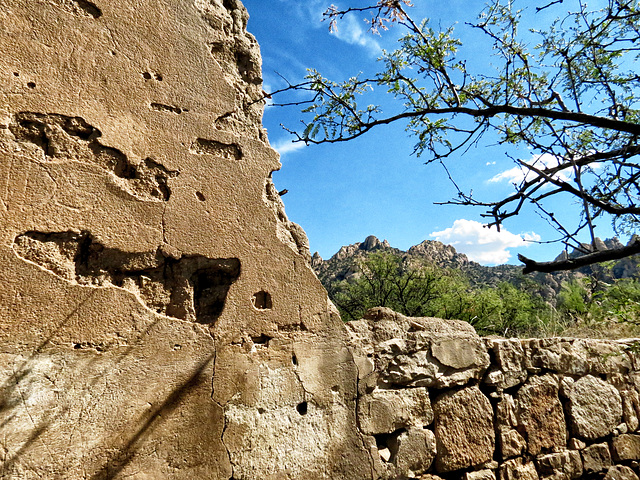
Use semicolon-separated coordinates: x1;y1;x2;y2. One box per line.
519;237;640;273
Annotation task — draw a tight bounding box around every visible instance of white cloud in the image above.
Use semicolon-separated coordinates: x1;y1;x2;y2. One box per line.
430;219;540;265
488;153;570;185
329;14;381;54
275;0;381;53
277;0;326;26
271;138;307;156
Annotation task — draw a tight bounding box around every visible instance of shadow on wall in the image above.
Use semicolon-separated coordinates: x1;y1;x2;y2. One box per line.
1;230;237;477
88;355;215;480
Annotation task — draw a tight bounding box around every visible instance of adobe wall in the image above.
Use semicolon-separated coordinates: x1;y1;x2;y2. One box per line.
349;307;640;480
0;0;371;478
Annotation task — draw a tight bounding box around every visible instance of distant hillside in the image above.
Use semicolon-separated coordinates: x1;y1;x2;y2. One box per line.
312;235;640;306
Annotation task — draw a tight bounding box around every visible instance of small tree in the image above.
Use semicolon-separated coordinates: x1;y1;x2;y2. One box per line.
329;251;445;320
273;0;640;273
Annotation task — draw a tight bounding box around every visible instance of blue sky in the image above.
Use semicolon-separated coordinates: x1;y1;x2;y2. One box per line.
241;0;619;265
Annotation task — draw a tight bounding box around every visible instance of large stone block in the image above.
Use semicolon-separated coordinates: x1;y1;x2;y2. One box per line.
623;388;640;432
516;374;567;454
581;442;613;473
465;470;497;480
484;338;528;389
603;465;640;480
387;427;437;478
536;450;582;479
566;375;622;440
499;429;527;460
611;434;640;461
499;457;539;480
433;386;495;473
357;387;432;435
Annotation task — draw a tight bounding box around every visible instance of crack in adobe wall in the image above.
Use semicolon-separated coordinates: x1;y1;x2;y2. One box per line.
12;231;241;324
9;112;178;201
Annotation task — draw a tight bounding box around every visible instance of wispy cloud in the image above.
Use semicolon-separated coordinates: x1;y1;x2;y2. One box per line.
277;0;382;54
330;13;382;54
488;153;570;185
271;138;307;156
430;219;540;265
276;0;326;26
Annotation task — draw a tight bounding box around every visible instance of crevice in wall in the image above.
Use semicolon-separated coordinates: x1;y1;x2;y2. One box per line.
71;0;102;18
150;103;188;115
189;138;242;160
12;230;240;324
51;0;102;18
9;112;179;201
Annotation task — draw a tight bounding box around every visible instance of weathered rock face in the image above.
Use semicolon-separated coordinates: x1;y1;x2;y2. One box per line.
433;386;495;472
515;374;567;455
0;1;371;478
566;375;623;440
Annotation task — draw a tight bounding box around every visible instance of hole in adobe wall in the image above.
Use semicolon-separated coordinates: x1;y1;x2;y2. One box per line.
251;334;271;347
142;72;162;81
13;72;19;77
13;230;240;325
292;354;298;366
252;291;272;310
27;82;36;89
195;191;206;201
296;401;308;415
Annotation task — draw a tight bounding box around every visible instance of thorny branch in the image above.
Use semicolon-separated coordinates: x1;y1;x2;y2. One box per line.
267;0;640;273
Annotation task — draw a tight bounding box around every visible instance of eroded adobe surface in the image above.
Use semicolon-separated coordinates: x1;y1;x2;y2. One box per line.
0;1;371;478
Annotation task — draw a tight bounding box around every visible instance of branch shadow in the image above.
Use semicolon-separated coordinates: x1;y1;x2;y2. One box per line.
88;354;214;480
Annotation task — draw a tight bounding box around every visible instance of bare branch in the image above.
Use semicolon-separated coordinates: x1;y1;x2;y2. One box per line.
519;238;640;273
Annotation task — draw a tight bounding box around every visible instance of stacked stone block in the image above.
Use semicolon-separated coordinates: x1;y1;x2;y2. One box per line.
348;307;640;480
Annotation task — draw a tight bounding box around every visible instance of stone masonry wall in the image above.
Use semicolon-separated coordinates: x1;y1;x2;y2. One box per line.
348;307;640;480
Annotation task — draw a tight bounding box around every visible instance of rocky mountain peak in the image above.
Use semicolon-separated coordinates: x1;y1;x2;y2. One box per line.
360;235;390;251
407;240;470;267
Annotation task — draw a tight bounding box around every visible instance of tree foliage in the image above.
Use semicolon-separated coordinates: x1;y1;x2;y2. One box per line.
324;250;640;336
328;251;552;335
273;0;640;273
